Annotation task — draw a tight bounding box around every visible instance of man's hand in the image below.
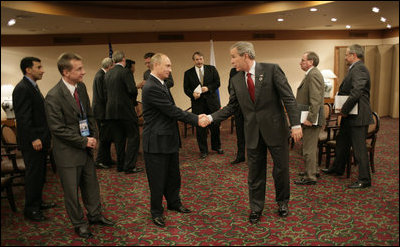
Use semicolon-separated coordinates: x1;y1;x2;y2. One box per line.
193;92;201;100
201;86;209;93
303;120;313;127
86;137;97;149
291;128;303;143
198;114;210;127
137;80;146;89
32;139;43;151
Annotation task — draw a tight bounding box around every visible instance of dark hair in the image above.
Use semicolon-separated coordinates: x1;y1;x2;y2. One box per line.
125;59;136;70
305;51;320;67
57;52;82;76
144;52;155;59
192;51;204;60
20;57;41;75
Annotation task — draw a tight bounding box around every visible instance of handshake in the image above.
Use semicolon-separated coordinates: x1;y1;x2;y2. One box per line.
198;114;211;128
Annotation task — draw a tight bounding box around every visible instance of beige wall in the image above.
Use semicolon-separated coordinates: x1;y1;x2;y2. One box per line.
1;37;399;119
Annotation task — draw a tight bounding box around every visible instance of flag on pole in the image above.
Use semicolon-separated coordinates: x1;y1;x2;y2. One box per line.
108;42;113;58
210;40;221;103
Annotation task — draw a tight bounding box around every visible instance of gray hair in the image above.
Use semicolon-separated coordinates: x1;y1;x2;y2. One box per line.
305;51;320;67
112;50;125;63
101;57;113;69
231;41;256;59
57;52;82;75
348;44;364;59
149;53;166;70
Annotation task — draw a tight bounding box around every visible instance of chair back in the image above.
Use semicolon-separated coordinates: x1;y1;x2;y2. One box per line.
367;112;380;137
1;125;17;145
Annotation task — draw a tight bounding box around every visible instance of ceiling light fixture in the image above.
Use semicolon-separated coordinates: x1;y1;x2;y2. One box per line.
346;25;351;29
310;8;318;12
380;17;386;22
372;7;380;13
277;18;284;22
386;24;392;29
7;19;16;26
331;18;337;22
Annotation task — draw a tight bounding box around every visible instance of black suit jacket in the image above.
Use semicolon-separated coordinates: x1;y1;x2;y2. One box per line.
104;64;138;120
12;77;51;150
92;69;106;120
45;80;97;168
212;62;300;148
184;65;221;113
338;61;373;126
142;75;198;154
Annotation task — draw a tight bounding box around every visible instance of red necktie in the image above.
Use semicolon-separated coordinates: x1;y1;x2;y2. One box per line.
247;72;255;103
73;88;82;113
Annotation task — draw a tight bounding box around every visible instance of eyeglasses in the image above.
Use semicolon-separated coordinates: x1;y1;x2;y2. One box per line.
345;52;354;57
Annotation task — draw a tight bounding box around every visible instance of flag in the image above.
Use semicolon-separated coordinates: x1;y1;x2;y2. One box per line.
210;40;221;104
108;42;113;58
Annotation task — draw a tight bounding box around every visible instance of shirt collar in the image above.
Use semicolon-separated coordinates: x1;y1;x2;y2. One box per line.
305;66;314;75
61;77;77;96
246;61;256;76
24;75;37;88
150;73;165;85
349;60;360;70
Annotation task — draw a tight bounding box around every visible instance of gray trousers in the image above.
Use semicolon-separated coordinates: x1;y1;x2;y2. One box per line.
302;126;322;181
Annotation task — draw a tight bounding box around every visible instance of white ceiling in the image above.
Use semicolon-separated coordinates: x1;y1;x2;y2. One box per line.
1;1;398;35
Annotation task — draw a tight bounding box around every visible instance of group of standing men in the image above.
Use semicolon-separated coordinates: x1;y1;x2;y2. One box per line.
10;41;373;237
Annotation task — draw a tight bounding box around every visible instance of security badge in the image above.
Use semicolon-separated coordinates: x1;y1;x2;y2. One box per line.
79;119;90;137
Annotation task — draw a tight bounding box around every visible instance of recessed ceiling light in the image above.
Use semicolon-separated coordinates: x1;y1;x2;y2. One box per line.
386;24;392;29
331;18;337;22
277;18;284;22
372;7;380;13
310;8;318;12
346;25;351;29
380;17;387;22
7;19;16;26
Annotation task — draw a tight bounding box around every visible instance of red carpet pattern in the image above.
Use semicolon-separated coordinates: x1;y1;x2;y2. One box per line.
1;117;399;246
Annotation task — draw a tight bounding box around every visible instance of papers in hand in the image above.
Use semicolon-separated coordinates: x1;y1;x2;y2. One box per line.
300;111;318;125
194;84;202;94
334;95;358;114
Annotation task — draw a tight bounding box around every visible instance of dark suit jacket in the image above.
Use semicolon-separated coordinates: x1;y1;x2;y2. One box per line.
104;64;138;121
144;69;174;89
338;61;373;126
45;80;97;168
184;65;221;113
211;62;300;148
296;67;325;126
92;68;106;120
142;75;198;154
12;77;51;150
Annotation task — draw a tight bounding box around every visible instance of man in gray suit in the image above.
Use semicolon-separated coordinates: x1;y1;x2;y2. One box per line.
322;44;374;189
207;41;302;224
294;51;325;185
46;52;114;239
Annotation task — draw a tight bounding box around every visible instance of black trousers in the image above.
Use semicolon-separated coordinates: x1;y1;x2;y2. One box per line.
234;110;245;159
95;119;113;165
144;152;182;218
247;133;290;212
21;148;47;213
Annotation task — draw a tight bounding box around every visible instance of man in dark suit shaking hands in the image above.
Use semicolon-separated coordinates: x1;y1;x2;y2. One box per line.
12;57;56;222
184;51;223;159
208;41;302;224
142;53;209;227
45;53;114;238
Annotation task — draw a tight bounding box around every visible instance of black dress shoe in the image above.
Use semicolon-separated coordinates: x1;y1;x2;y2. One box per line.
298;172;320;178
231;157;245;165
348;181;371;189
24;210;47;222
40;202;56;210
200;153;208;159
152;216;166;227
249;211;262;224
125;167;144;174
88;215;115;226
294;178;317;185
96;162;110;169
278;202;289;217
168;205;192;213
212;148;224;154
321;168;343;176
74;225;93;239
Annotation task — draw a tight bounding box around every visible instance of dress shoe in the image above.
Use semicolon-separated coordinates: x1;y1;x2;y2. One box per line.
40;202;56;210
152;216;166;227
168;205;192;213
294;178;317;185
212;148;224;154
200;153;208;159
24;210;47;222
95;162;110;169
74;225;93;239
321;168;343;176
125;167;144;174
249;211;262;224
88;215;115;226
348;181;371;189
231;157;245;165
278;201;289;217
298;172;320;178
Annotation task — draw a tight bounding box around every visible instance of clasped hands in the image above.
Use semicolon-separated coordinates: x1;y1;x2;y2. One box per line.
86;137;97;149
198;114;211;128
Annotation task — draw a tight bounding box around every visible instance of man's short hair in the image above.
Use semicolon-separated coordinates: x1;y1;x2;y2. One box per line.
149;53;165;70
348;44;364;59
57;52;82;76
112;50;125;63
231;41;256;59
192;51;204;60
101;57;113;69
144;52;155;59
20;57;41;75
125;59;136;70
305;51;320;67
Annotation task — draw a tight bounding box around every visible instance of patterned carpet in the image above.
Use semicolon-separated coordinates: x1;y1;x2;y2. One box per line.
1;117;399;246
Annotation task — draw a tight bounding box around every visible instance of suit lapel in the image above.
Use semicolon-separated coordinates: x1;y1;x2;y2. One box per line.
236;71;253;105
254;63;265;104
59;80;81;114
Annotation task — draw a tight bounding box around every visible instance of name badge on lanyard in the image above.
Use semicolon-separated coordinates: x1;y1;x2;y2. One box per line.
79;119;90;137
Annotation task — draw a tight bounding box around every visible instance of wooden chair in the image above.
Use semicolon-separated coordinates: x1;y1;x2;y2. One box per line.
1;153;24;212
317;103;338;167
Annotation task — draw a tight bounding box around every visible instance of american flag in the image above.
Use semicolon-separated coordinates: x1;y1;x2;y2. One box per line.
108;42;113;58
